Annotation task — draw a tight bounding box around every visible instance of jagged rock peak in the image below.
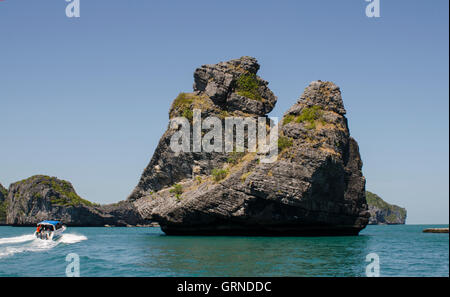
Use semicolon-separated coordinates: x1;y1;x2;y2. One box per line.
195;56;260;77
280;80;352;160
287;80;346;116
191;56;277;115
128;57;278;202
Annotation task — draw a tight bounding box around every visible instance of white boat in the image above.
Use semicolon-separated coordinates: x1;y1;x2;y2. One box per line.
34;220;66;240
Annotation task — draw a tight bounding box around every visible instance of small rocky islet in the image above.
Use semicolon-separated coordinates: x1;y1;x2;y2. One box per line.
1;175;147;227
0;183;8;225
0;57;408;233
366;191;406;225
422;228;448;233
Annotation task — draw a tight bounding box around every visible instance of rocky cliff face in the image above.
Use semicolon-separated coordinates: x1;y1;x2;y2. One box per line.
0;183;7;224
6;175;147;226
127;56;277;202
366;191;406;225
132;57;370;236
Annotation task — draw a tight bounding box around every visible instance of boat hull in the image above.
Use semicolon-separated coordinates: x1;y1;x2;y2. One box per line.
35;226;66;240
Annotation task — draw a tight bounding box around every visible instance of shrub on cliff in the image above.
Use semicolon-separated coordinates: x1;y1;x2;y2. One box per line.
236;72;262;101
170;184;183;200
278;136;293;151
212;168;229;182
227;151;246;165
169;92;212;120
283;106;325;129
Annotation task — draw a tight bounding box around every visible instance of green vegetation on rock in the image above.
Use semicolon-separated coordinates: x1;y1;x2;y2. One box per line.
170;92;210;120
45;180;94;206
0;184;7;222
366;191;404;215
16;175;95;207
182;109;194;121
282;106;325;129
212;168;229;182
170;184;183;200
278;136;293;151
282;114;295;125
5;175;145;226
0;185;7;198
0;203;7;222
236;72;262;101
171;92;195;120
227;151;246;165
172;92;195;108
366;191;407;224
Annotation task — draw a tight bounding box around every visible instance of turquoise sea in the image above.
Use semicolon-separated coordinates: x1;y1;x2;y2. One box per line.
0;225;448;277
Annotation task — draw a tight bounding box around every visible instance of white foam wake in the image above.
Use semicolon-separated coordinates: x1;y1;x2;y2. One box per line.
58;233;87;244
0;234;35;245
0;233;87;258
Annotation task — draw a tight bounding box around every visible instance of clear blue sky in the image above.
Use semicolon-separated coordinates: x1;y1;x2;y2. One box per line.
0;0;448;224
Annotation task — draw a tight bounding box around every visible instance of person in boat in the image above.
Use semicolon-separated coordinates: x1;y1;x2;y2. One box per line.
36;221;65;239
42;225;49;239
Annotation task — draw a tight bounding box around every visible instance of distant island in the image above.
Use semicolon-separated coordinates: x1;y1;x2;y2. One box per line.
0;175;149;227
0;183;7;225
366;191;407;225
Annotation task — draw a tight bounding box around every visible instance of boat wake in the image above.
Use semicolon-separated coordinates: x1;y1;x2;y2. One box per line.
0;233;87;258
0;234;35;245
58;233;87;244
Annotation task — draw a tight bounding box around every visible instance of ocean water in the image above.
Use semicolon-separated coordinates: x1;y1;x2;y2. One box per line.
0;225;447;277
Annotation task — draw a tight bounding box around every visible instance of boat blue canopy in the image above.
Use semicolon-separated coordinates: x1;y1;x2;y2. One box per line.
37;220;60;226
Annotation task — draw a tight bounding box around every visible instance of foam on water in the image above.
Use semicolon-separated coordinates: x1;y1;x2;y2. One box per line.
59;233;87;244
0;234;35;245
0;233;87;258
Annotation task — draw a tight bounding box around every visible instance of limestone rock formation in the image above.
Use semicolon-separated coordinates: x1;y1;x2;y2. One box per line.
132;57;370;236
6;175;146;226
0;183;8;224
366;191;407;225
127;56;277;202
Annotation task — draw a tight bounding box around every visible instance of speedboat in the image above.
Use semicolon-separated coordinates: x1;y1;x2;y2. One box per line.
34;220;66;240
